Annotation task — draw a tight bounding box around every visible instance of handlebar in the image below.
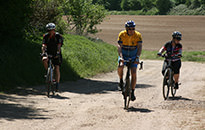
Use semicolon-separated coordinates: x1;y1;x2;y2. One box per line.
160;53;182;59
40;53;59;59
122;58;143;70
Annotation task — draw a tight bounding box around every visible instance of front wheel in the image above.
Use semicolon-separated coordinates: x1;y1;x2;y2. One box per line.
171;78;177;97
123;78;131;109
163;68;172;100
46;68;51;97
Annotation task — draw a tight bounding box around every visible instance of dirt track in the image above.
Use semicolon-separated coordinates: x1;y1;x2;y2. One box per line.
94;15;205;51
1;60;205;130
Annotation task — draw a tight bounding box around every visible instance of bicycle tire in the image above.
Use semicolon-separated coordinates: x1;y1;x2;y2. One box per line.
171;77;177;97
163;68;171;100
46;68;51;97
124;78;131;109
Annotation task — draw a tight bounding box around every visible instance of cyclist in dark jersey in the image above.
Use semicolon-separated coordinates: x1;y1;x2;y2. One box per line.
157;31;182;89
41;23;63;92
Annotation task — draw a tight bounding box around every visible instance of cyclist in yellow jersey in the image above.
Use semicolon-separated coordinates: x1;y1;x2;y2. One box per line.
117;20;143;101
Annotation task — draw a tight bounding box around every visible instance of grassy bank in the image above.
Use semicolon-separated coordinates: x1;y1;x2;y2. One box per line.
0;34;118;91
141;50;205;62
1;34;204;91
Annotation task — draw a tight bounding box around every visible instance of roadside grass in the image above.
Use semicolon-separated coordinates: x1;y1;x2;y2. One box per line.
62;34;118;78
0;34;118;91
1;33;203;92
141;50;205;62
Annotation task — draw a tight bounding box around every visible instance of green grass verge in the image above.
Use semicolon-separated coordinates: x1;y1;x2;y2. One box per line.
141;50;205;62
0;34;118;91
62;34;118;78
1;34;204;92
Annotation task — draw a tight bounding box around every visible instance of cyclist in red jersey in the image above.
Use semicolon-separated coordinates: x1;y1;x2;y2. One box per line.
157;31;182;89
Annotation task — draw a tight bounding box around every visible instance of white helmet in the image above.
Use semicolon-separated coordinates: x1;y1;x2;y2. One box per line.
46;23;56;31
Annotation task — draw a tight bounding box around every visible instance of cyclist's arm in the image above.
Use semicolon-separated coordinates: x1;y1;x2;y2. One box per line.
158;46;165;54
42;44;47;54
117;44;123;59
57;44;61;54
137;42;142;58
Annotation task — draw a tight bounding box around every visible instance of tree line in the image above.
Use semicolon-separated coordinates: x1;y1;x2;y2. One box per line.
92;0;205;14
1;0;204;41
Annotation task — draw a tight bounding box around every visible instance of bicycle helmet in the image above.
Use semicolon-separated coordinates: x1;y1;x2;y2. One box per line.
172;31;182;40
46;23;56;31
125;20;136;28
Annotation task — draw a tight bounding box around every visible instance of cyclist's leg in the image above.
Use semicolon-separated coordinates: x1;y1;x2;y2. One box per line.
172;60;181;88
42;56;48;70
55;65;60;83
130;63;138;101
53;56;62;91
118;56;124;90
131;66;137;90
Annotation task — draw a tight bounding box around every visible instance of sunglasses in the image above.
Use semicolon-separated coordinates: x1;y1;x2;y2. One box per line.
128;28;135;30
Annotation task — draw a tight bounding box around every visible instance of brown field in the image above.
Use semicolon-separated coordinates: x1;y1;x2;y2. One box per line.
94;15;205;51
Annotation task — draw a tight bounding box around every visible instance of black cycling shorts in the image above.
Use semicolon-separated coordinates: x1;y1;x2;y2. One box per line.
162;60;181;75
52;55;62;66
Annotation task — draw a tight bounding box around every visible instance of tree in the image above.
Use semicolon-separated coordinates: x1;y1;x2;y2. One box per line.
175;0;186;5
140;0;154;12
156;0;172;14
185;0;192;7
28;0;65;35
189;0;201;8
121;0;130;11
0;0;32;39
64;0;107;35
129;0;142;10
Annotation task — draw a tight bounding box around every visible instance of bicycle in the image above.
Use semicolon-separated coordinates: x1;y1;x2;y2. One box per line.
122;58;143;109
161;54;180;100
43;54;57;97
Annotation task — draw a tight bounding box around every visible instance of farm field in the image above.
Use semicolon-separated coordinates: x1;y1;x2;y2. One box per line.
94;15;205;51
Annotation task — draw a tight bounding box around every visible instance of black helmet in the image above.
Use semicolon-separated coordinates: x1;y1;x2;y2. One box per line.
125;20;136;28
172;31;182;40
46;23;56;31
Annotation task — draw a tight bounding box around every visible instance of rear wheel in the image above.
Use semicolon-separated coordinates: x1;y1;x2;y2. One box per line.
163;68;172;100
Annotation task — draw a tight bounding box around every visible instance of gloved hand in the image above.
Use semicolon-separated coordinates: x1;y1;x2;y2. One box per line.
157;52;162;56
176;54;182;57
56;52;60;58
41;53;47;57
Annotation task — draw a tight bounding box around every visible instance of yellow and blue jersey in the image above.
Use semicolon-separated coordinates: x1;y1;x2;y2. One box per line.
118;30;143;59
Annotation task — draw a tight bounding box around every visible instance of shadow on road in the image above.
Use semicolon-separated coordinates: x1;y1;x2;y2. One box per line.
61;79;155;94
168;96;193;101
0;94;50;121
126;107;153;113
3;78;155;96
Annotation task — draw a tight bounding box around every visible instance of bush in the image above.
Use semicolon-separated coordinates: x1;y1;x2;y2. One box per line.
63;0;107;35
168;4;205;15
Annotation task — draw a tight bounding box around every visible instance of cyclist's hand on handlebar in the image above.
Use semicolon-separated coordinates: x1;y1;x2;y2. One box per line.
135;58;140;64
176;54;182;58
41;53;47;57
55;52;60;58
157;52;162;56
119;57;124;66
119;57;124;61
